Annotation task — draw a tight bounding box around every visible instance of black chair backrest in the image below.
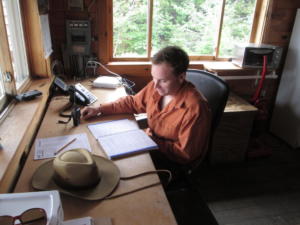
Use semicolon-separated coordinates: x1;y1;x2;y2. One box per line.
186;69;229;132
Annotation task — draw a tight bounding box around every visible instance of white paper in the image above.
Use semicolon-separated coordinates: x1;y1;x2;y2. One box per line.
98;129;157;159
63;217;112;225
88;119;157;160
63;217;93;225
34;133;91;160
88;119;139;138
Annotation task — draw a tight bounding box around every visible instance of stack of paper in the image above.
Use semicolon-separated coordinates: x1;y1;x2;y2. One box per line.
88;119;157;159
63;217;93;225
63;217;112;225
34;133;91;160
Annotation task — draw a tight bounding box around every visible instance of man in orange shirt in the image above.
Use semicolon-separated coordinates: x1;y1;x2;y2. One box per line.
81;46;211;166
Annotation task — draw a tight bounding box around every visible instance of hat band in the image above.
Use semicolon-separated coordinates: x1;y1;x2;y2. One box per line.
53;173;101;190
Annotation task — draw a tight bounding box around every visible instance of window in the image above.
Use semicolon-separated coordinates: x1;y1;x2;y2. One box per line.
0;0;29;114
112;0;259;60
0;70;5;99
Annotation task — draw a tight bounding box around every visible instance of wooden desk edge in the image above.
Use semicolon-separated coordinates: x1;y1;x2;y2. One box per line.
0;77;53;193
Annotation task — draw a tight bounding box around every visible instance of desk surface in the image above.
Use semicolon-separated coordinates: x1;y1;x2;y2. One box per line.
14;82;177;225
203;61;258;76
225;92;257;113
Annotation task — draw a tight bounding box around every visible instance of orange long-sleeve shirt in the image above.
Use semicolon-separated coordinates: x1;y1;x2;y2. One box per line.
100;80;211;164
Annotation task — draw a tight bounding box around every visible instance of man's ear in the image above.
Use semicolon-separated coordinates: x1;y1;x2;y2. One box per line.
179;72;186;83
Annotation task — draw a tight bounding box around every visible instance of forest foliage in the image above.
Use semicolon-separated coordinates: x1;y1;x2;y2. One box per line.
113;0;256;58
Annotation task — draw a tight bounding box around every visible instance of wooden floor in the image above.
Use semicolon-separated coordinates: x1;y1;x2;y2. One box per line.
195;133;300;225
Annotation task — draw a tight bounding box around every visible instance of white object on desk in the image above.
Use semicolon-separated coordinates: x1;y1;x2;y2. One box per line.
0;190;63;225
63;217;94;225
34;133;91;160
88;119;138;137
88;119;157;159
63;217;112;225
92;76;121;89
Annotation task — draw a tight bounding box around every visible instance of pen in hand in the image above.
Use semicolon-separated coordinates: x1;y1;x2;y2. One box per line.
55;138;77;155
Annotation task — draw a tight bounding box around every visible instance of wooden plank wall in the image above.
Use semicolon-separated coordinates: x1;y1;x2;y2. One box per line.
263;0;300;70
21;0;52;77
48;0;99;61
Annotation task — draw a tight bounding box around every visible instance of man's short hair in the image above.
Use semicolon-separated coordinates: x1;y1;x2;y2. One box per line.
152;46;189;76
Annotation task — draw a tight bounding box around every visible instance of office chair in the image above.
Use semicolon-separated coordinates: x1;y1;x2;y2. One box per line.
166;69;229;225
180;69;229;174
186;69;229;137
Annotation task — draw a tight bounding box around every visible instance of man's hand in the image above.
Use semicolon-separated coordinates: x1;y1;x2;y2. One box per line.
81;106;101;120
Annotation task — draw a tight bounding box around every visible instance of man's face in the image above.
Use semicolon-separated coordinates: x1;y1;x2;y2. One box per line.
151;63;185;96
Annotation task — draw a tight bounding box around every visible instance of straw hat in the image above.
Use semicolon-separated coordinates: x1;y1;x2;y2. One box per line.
32;148;120;201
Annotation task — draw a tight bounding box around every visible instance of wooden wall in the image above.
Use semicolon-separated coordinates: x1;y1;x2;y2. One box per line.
21;0;52;77
263;0;300;48
48;0;99;60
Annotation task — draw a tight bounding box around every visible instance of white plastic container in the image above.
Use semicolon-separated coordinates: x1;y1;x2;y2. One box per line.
0;190;64;225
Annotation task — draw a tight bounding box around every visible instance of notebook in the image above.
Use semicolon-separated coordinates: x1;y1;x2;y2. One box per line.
88;119;157;159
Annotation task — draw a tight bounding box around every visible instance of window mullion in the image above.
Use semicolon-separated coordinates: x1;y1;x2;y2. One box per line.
250;0;268;43
215;0;226;59
108;0;113;61
6;0;29;87
147;0;153;59
0;0;16;95
0;0;16;114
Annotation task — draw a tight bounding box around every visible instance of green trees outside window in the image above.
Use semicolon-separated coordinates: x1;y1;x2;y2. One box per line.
113;0;257;59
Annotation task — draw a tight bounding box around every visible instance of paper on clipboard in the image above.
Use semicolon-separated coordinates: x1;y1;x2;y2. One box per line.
34;133;91;160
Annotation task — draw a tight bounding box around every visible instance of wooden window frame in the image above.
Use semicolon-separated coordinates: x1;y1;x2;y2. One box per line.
0;0;16;113
105;0;267;63
0;0;31;115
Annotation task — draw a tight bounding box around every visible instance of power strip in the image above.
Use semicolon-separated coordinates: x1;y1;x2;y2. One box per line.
92;76;121;89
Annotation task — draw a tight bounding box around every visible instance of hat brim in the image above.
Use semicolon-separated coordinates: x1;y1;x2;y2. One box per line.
32;155;120;201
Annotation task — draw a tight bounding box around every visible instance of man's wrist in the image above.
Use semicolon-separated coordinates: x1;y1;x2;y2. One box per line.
97;106;102;116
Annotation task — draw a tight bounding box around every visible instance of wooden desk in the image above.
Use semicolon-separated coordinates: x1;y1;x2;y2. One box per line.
14;82;177;225
210;92;258;164
203;61;258;76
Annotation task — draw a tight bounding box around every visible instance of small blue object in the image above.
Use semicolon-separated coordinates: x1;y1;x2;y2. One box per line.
15;90;42;101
